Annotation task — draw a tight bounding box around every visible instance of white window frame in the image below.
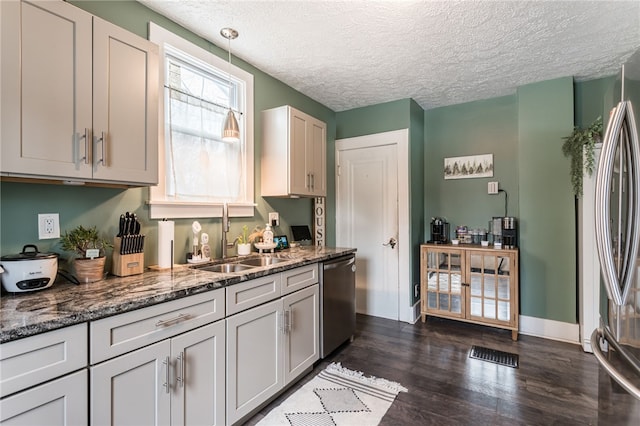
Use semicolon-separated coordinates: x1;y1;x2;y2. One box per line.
148;22;255;219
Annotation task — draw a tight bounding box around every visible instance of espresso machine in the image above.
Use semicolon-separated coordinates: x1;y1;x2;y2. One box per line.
502;217;517;248
490;216;517;248
428;217;449;244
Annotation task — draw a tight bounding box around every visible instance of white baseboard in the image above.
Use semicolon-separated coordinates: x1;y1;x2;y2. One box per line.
409;302;420;324
519;315;580;344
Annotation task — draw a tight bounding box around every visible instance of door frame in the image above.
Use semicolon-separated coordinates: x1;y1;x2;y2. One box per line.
335;129;411;323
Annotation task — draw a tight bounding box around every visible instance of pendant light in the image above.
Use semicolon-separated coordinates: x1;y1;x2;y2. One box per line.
221;27;240;142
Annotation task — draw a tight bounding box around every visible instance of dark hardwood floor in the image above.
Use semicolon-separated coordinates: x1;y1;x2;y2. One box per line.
246;314;615;425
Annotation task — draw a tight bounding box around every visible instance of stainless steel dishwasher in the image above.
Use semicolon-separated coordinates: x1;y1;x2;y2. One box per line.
320;254;356;358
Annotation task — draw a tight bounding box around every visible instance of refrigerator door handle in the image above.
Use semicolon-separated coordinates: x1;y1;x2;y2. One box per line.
595;101;640;307
591;327;640;400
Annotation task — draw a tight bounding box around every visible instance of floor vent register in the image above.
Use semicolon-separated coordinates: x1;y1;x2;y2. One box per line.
469;345;519;368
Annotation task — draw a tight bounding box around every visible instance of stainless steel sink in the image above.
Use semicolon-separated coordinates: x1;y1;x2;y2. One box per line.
239;257;288;267
198;263;255;273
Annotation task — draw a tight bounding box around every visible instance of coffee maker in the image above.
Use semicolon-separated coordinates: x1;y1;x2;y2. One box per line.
429;217;449;244
490;216;517;248
501;217;517;248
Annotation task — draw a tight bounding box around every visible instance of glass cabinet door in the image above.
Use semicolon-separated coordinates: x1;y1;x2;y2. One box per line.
467;251;514;326
423;248;464;318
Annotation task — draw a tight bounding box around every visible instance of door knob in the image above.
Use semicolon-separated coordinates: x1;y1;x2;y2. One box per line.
383;237;397;249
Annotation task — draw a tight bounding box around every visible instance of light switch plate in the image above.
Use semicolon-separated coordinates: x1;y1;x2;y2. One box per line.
488;182;499;194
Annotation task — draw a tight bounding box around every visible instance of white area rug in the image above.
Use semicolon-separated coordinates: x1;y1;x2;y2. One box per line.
256;362;407;426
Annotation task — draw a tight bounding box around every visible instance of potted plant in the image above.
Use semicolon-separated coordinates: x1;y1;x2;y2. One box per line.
60;225;112;282
236;225;252;256
561;116;603;197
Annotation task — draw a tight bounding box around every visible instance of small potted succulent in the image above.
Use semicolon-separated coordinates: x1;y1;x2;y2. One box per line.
236;225;252;256
60;225;112;282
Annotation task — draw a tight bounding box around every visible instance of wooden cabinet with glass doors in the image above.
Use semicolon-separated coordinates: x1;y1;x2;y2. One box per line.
420;244;519;340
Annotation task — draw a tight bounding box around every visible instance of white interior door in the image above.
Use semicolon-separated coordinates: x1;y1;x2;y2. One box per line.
336;140;399;320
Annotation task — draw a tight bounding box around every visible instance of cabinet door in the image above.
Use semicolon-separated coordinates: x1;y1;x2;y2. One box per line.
283;284;319;385
423;248;465;318
90;340;171;426
171;321;226;426
92;17;158;184
0;369;87;426
289;110;310;195
226;299;283;425
307;117;326;196
1;0;93;178
466;251;516;327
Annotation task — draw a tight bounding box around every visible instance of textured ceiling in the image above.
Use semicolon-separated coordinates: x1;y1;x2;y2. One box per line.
139;0;640;112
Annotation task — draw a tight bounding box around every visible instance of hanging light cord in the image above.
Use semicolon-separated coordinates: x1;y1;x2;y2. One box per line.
226;33;232;97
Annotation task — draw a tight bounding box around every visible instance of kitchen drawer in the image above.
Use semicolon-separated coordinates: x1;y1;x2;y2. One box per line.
0;369;88;425
281;264;319;296
0;323;87;398
90;289;224;364
226;274;281;316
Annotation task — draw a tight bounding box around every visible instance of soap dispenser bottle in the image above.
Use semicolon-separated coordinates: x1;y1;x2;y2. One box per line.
263;223;274;244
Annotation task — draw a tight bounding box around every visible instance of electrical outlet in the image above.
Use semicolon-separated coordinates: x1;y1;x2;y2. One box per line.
414;283;420;299
488;181;499;194
38;213;60;239
268;212;280;227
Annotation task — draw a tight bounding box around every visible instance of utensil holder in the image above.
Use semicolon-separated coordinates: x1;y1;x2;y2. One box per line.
112;236;144;276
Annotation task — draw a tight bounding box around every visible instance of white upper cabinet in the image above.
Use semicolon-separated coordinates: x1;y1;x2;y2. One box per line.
0;0;158;185
261;105;327;197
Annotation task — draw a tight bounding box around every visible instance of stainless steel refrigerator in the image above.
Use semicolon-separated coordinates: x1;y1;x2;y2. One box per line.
593;48;640;422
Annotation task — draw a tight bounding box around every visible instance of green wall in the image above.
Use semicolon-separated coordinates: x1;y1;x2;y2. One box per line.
424;95;519;229
409;100;425;304
336;99;411;139
1;0;336;270
575;76;615;128
517;77;575;323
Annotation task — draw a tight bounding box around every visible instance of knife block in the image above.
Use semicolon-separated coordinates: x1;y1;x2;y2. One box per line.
112;236;144;276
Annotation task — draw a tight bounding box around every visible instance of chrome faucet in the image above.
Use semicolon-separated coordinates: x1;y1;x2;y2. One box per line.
221;203;236;258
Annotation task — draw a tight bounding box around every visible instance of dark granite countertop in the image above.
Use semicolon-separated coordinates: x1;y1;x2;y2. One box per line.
0;246;355;343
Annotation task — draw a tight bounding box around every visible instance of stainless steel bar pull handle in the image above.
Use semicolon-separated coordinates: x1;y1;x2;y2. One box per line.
591;328;640;399
156;313;188;327
75;128;90;165
95;131;107;166
176;351;185;388
595;101;640;306
163;356;170;394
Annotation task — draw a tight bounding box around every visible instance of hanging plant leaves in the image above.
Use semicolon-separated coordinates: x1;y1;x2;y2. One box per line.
561;116;602;197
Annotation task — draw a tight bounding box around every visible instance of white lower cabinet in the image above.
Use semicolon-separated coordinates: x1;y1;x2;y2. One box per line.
91;320;226;426
91;339;171;425
283;284;320;384
89;289;226;425
171;321;226;426
0;369;87;425
226;299;283;425
226;283;319;425
0;323;88;425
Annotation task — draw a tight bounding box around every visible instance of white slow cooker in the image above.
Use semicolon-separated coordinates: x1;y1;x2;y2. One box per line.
1;245;58;292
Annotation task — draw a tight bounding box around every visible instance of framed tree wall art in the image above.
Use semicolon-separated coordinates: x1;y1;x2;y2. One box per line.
444;154;493;180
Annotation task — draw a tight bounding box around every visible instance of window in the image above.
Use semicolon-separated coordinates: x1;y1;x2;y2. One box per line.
149;23;254;219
